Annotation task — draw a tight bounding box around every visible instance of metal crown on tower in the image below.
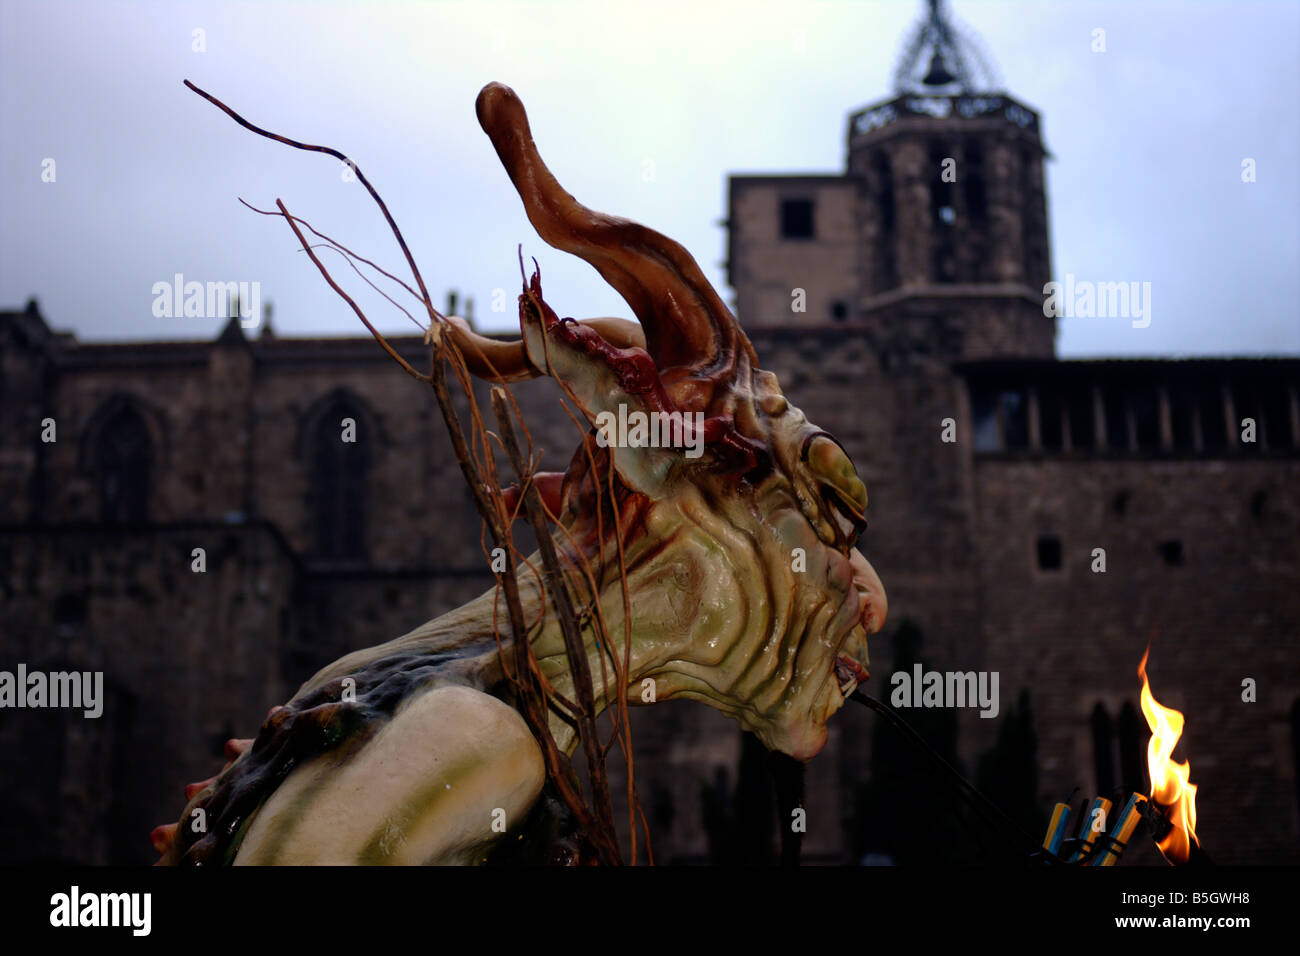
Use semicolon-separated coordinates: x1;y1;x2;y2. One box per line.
892;0;1000;94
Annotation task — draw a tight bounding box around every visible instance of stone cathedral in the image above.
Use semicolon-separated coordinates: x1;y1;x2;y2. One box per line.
2;2;1297;864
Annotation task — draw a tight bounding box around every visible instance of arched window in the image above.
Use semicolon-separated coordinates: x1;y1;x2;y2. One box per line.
930;141;957;284
310;397;370;559
870;151;897;293
1021;146;1042;282
98;405;152;523
964;142;987;224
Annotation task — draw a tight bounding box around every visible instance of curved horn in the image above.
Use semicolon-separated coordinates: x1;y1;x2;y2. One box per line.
475;82;755;387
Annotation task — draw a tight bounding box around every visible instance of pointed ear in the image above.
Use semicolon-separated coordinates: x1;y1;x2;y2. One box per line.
518;271;690;498
439;314;644;385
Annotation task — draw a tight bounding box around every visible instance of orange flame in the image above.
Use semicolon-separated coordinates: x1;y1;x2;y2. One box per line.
1137;647;1199;864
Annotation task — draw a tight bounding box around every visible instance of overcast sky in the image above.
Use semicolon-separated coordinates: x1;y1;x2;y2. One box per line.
2;0;1297;358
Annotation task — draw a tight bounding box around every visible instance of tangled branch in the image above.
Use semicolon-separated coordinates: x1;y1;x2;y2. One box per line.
185;79;644;864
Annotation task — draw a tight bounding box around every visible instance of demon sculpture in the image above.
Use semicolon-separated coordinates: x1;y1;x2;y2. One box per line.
154;82;887;865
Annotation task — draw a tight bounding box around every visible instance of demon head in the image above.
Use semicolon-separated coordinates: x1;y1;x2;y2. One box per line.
449;83;887;760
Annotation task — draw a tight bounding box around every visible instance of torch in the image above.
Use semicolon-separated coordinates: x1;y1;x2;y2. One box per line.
1035;646;1212;866
1137;646;1212;865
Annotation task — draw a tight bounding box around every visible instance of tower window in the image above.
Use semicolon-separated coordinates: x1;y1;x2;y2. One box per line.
1112;490;1130;517
1066;386;1096;451
1231;383;1261;455
1001;389;1029;449
1157;540;1184;567
972;388;999;452
964;146;987;223
54;592;89;627
1103;389;1129;452
1021;146;1045;282
1132;387;1161;451
1199;386;1227;452
1169;386;1197;453
871;152;897;292
969;383;1029;452
1038;388;1063;451
1036;535;1062;571
1261;381;1294;449
1251;490;1268;520
930;144;957;283
780;198;815;240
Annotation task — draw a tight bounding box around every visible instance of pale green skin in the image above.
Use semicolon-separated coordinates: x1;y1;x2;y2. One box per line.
193;308;887;865
165;79;886;864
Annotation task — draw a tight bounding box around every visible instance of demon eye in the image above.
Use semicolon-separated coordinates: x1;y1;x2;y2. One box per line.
801;433;868;552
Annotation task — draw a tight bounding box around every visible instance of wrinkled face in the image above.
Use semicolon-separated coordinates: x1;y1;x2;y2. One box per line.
618;372;884;761
733;384;884;758
456;81;887;762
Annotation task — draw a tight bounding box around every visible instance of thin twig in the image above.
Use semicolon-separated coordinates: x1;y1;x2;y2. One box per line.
238;199;426;307
185;80;439;328
309;243;422;331
275;199;427;384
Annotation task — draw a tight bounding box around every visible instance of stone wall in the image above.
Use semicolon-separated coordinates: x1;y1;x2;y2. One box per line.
2;297;1297;865
972;457;1300;863
0;523;298;864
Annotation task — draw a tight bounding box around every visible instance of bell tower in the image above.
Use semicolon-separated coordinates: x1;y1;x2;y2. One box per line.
848;0;1055;361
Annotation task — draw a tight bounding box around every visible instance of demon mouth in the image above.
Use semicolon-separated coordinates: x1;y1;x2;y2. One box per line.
836;652;869;699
